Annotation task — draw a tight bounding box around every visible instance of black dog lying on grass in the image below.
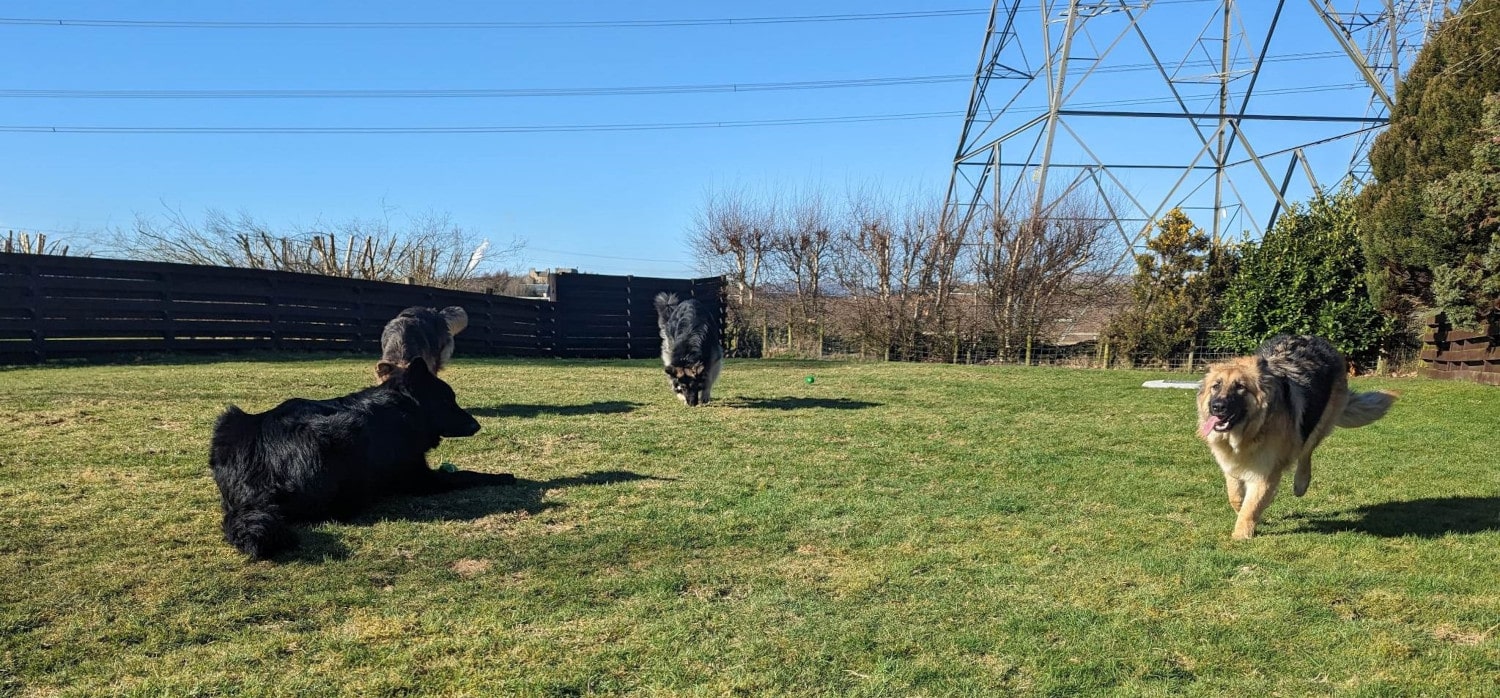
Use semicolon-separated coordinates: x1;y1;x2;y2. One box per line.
209;358;515;559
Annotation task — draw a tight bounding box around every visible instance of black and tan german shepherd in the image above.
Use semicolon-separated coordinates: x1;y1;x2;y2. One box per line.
1197;335;1397;539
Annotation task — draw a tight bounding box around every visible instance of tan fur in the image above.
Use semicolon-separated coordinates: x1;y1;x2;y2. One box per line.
375;361;400;383
665;363;715;405
1197;346;1393;540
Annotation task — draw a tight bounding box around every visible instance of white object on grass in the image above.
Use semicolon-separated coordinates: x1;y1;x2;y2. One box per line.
1142;379;1202;389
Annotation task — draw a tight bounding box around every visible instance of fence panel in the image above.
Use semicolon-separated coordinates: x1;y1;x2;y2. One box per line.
552;272;723;360
1420;308;1500;386
0;253;721;363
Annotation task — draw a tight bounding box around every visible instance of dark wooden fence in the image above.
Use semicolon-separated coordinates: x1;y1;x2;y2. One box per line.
0;252;722;363
553;271;724;359
1420;305;1500;386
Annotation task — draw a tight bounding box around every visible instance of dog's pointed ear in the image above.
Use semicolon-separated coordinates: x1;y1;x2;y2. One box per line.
441;306;469;335
375;361;401;383
406;357;432;378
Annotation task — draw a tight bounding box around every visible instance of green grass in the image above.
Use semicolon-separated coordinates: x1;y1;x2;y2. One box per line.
1;357;1496;697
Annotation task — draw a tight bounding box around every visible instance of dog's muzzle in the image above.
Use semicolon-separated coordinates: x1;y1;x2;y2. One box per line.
1206;398;1240;432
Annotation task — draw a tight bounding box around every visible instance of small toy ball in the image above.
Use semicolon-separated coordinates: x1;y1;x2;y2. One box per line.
805;375;816;384
439;462;458;473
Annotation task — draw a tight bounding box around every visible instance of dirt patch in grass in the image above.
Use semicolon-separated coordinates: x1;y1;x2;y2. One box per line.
1431;623;1491;646
450;558;493;578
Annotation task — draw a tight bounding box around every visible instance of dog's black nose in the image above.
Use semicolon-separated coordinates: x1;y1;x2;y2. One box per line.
1209;397;1229;414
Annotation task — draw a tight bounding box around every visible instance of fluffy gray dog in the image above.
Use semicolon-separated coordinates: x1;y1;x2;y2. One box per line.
376;306;468;381
654;292;723;406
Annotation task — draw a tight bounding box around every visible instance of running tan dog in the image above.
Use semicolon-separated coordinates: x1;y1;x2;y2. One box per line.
1197;335;1397;539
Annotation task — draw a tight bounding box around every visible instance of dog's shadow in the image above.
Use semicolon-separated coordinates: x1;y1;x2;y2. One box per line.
276;470;666;563
1286;496;1500;538
468;401;642;418
721;396;881;410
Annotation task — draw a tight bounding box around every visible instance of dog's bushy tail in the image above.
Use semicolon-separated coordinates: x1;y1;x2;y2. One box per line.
222;493;294;560
1337;390;1398;428
211;406;296;560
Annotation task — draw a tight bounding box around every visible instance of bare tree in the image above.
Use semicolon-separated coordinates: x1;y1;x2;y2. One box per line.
690;187;775;355
4;230;74;256
832;192;973;361
451;270;533;296
108;205;523;289
770;190;834;355
909;200;971;361
690;183;981;362
974;187;1119;361
832;191;899;358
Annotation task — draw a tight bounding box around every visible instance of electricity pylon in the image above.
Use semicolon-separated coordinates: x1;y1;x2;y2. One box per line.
944;0;1456;252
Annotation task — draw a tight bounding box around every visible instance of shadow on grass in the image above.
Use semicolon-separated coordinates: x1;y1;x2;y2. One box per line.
722;396;881;410
280;529;354;563
468;401;642;418
275;470;668;564
1287;496;1500;538
370;469;670;523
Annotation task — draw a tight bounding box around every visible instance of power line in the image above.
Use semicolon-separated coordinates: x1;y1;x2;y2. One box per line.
0;81;1367;135
0;110;965;134
0;52;1349;101
0;2;1222;31
0;9;990;30
0;75;970;100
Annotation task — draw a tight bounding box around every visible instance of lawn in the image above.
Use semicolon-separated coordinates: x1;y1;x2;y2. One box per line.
0;357;1496;697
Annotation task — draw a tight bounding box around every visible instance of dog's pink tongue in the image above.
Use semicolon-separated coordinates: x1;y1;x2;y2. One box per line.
1200;415;1221;436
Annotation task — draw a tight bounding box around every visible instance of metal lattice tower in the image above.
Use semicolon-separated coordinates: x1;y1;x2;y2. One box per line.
944;0;1456;252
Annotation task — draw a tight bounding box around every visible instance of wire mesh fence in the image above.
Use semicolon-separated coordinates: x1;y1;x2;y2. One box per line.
751;325;1419;375
758;331;1235;371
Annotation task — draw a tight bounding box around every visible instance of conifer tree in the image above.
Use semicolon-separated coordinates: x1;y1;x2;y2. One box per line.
1107;208;1234;365
1357;0;1500;318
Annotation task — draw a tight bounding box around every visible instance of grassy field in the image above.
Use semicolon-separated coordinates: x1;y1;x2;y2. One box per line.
0;356;1496;697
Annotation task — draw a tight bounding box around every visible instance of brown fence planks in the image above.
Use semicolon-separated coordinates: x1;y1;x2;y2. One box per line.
0;253;722;363
1420;306;1500;386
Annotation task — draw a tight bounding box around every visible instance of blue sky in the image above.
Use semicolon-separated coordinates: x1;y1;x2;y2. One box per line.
1;2;1405;277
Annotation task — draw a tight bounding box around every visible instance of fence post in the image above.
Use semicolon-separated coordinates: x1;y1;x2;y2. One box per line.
269;275;283;352
24;256;44;362
541;298;556;356
162;271;176;351
1024;334;1033;366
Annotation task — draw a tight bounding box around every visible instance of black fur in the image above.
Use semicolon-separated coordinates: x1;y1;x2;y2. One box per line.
1256;335;1345;441
654;292;724;406
208;358;513;559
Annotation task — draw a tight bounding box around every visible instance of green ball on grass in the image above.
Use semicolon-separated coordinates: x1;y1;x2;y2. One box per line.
805;375;816;384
